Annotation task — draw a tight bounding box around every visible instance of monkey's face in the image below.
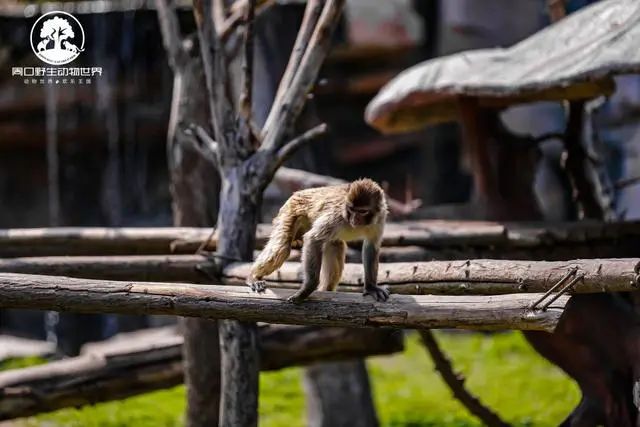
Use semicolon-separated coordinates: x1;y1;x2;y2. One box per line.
345;203;376;227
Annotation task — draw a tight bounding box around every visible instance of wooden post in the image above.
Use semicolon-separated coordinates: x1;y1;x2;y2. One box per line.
562;100;604;219
190;0;345;424
157;1;223;425
457;97;501;217
303;361;379;427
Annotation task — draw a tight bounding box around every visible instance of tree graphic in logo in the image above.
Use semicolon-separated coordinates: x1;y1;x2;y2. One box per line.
31;11;85;65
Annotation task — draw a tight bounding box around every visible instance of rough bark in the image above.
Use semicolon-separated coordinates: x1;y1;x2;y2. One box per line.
223;258;640;295
2;219;640;258
190;0;347;424
0;273;568;331
158;0;222;423
1;256;638;296
214;179;262;427
526;294;640;427
0;325;402;421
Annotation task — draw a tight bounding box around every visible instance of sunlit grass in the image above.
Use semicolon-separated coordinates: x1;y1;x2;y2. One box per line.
11;331;579;427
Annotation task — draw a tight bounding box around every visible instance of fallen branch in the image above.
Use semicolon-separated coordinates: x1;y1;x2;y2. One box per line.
0;257;637;295
0;325;402;420
419;330;509;427
0;273;567;331
2;220;640;257
272;167;422;217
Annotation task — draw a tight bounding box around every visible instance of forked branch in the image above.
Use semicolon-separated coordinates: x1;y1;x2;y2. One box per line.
276;123;328;167
261;0;345;152
220;0;276;41
193;0;235;154
262;0;324;136
239;0;257;131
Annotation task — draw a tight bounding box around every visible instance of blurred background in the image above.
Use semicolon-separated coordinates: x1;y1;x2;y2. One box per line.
1;0;639;425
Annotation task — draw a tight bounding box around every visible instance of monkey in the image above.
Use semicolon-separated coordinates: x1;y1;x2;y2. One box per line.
248;178;389;304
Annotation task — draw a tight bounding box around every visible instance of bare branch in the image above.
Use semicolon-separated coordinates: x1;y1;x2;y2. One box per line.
261;0;344;152
181;126;220;168
213;0;226;30
273;167;344;190
262;0;323;136
156;0;186;71
194;125;219;153
239;0;257;126
419;330;510;427
272;166;421;217
276;123;328;166
386;198;422;217
193;0;235;152
220;0;276;41
614;175;640;190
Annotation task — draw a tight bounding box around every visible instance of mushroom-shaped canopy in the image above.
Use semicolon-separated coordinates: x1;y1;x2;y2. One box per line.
366;0;640;134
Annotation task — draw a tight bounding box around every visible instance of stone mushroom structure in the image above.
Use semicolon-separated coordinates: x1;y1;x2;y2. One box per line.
365;0;640;220
366;1;640;424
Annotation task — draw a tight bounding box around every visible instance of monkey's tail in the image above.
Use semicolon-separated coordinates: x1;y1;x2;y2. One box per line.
250;213;296;280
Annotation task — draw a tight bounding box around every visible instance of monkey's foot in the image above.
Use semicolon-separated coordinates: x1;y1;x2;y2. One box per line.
363;285;390;302
286;295;304;304
286;290;310;304
248;280;267;293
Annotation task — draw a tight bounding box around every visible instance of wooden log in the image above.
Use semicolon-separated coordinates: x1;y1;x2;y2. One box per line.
1;220;640;258
0;256;635;295
224;258;640;295
0;273;566;331
0;325;402;420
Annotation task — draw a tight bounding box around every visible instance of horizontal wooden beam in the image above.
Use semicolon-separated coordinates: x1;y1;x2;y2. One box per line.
1;220;639;259
0;325;402;420
0;256;636;295
0;273;567;331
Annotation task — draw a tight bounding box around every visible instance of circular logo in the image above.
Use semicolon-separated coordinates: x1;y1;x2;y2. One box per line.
30;11;85;65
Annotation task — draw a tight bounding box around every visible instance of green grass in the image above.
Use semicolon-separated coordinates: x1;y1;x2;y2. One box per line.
14;331;579;427
0;356;46;371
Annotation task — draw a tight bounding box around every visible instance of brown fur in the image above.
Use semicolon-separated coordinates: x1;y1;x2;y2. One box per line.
249;178;389;302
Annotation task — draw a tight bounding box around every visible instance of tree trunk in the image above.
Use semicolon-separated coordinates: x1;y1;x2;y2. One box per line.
216;175;262;427
167;48;222;427
304;360;379;427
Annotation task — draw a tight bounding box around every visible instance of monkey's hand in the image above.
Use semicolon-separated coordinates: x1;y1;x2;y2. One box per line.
363;285;390;302
248;280;267;293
